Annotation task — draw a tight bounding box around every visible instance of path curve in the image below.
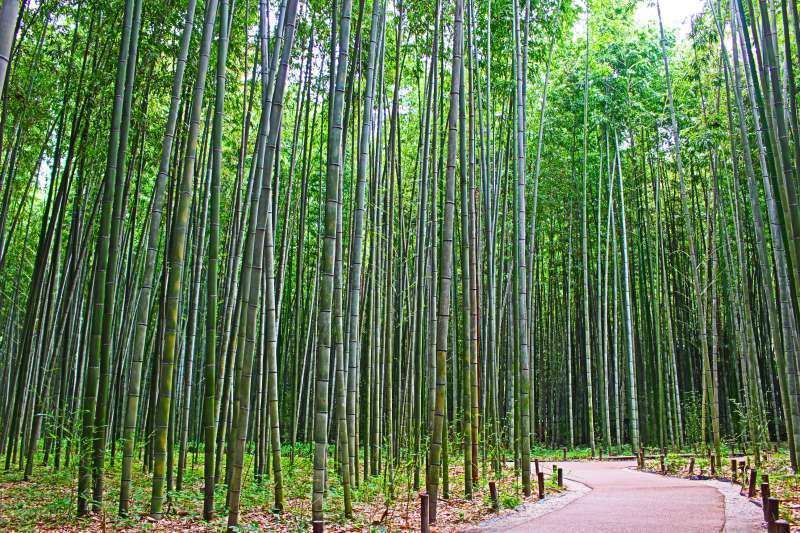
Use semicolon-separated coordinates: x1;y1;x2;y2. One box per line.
478;460;763;532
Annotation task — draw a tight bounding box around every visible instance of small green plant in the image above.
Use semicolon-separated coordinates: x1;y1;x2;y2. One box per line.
730;397;768;456
483;492;495;508
682;392;702;450
500;493;521;509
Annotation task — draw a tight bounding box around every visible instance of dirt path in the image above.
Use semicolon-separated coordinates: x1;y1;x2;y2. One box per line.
477;460;763;532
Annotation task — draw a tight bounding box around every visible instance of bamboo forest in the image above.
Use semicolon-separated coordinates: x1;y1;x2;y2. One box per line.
1;0;800;529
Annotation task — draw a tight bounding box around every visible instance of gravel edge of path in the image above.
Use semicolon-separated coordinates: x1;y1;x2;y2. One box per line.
697;478;765;532
465;476;592;532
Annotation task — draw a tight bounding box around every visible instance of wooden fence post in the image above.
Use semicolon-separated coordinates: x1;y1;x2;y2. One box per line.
557;467;563;487
730;459;737;483
747;469;757;498
489;482;499;511
761;475;770;522
420;493;430;533
688;456;695;475
767;497;779;525
769;520;790;533
537;471;545;500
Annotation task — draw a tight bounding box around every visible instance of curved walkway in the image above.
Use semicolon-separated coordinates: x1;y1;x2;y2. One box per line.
479;460;763;532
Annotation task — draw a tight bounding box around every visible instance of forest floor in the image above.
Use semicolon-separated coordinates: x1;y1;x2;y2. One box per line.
0;444;566;531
